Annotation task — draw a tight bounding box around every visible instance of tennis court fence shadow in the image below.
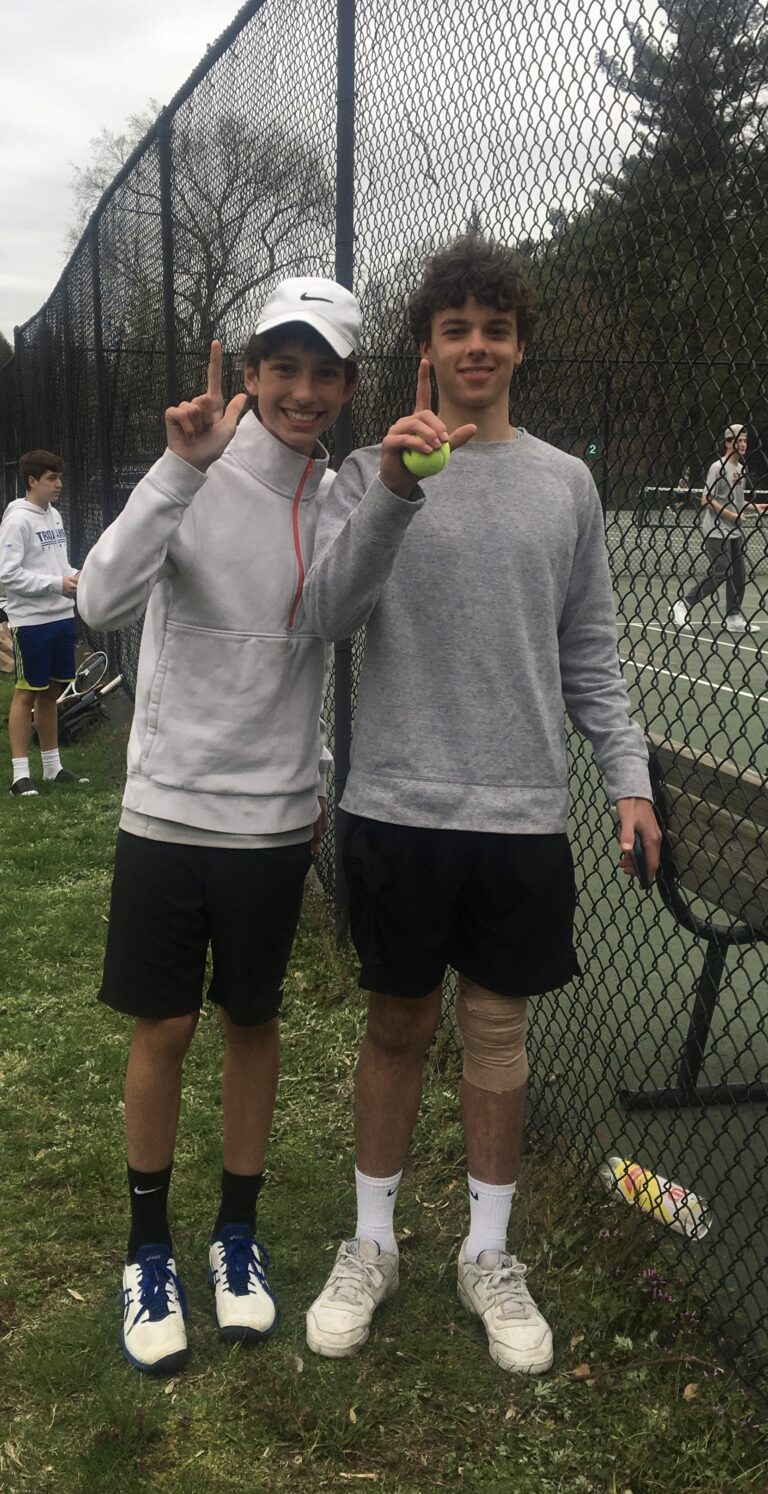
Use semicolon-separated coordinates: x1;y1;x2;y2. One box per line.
2;0;767;1388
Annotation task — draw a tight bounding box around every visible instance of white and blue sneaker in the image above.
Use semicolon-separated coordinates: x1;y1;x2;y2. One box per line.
120;1243;189;1375
208;1224;278;1342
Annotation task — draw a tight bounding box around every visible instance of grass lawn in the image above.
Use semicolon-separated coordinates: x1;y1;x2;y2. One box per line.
1;670;767;1493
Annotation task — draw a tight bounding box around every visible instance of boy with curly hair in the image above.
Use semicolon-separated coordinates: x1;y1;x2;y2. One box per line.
302;235;659;1374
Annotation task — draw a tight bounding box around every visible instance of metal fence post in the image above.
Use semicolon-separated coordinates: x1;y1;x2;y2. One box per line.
333;0;356;945
89;220;117;671
60;272;81;566
158;107;179;409
13;327;25;469
601;366;612;515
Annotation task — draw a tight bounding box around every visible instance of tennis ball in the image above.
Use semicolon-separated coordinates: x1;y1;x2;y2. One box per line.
402;441;451;478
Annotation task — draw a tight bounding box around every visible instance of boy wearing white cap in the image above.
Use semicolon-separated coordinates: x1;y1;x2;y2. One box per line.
672;421;768;631
78;278;360;1375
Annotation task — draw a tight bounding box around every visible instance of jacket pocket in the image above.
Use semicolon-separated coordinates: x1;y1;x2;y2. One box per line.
139;621;327;797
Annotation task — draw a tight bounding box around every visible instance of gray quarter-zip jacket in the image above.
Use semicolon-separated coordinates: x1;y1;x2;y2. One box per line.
303;432;651;833
78;413;333;835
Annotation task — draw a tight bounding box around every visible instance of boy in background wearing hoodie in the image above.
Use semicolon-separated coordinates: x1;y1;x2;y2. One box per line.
0;450;87;795
78;279;360;1376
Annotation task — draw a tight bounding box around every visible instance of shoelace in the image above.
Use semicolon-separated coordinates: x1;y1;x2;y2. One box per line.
219;1235;270;1298
482;1259;535;1321
134;1257;187;1324
327;1248;385;1305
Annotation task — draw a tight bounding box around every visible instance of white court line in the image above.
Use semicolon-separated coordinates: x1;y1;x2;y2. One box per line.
618;654;768;707
623;619;762;655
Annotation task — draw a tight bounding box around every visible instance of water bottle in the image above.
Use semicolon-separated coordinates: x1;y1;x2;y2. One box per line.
599;1156;712;1239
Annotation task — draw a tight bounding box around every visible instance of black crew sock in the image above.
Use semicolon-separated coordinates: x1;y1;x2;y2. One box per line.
127;1163;173;1261
213;1169;264;1237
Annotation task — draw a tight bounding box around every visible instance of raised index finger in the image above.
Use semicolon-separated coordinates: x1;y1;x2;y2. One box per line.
414;356;433;414
207;339;223;409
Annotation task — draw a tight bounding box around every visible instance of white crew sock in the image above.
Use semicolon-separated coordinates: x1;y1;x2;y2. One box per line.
354;1166;402;1255
12;756;32;785
465;1174;517;1261
41;749;62;781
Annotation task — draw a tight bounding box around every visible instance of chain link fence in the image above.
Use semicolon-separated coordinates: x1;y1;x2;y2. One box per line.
1;0;767;1382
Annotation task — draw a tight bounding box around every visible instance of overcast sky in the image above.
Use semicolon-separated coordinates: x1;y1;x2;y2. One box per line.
0;0;246;340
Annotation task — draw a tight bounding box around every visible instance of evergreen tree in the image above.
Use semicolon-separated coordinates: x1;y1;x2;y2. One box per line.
531;0;768;497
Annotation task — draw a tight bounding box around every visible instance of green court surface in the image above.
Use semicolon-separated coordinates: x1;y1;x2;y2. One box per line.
615;573;767;769
526;565;768;1361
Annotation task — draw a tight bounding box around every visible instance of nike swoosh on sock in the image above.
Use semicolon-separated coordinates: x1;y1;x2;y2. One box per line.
133;1186;163;1196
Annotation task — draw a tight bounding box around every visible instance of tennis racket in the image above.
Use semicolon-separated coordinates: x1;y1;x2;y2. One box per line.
58;670;124;743
57;649;108;705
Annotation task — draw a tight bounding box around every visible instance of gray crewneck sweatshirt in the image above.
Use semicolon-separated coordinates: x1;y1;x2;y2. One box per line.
302;432;651;833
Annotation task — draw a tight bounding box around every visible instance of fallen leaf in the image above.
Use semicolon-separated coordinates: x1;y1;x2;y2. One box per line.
571;1363;592;1379
570;1333;585;1348
683;1382;699;1402
504;1406;520;1421
285;1354;304;1375
66;1289;84;1303
164;1379;176;1395
349;1406;358;1423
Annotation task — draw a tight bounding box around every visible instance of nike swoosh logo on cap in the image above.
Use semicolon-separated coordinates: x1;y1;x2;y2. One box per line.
300;292;334;303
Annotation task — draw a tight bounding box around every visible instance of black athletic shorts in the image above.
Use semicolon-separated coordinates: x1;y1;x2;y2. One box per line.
99;830;312;1025
343;815;580;1000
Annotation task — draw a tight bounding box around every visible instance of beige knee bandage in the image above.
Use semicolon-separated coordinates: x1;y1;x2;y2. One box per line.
455;976;529;1094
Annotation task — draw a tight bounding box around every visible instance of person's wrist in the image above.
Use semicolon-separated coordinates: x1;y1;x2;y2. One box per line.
167;443;211;475
379;463;420;501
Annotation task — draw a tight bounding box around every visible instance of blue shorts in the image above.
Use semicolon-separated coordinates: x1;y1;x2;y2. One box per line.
12;617;77;691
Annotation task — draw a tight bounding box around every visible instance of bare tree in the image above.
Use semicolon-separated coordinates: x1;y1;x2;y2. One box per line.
170;112;335;349
66;102;161;252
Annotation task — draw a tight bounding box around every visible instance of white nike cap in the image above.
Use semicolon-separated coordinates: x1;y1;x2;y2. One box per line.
724;419;747;440
255;277;361;358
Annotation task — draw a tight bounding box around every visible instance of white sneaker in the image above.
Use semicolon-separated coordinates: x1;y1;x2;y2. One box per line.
306;1239;399;1358
457;1240;553;1374
209;1224;278;1342
671;601;689;626
120;1244;188;1375
725;613;753;632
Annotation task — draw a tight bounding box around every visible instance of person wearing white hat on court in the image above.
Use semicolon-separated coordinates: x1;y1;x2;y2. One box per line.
671;421;768;632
